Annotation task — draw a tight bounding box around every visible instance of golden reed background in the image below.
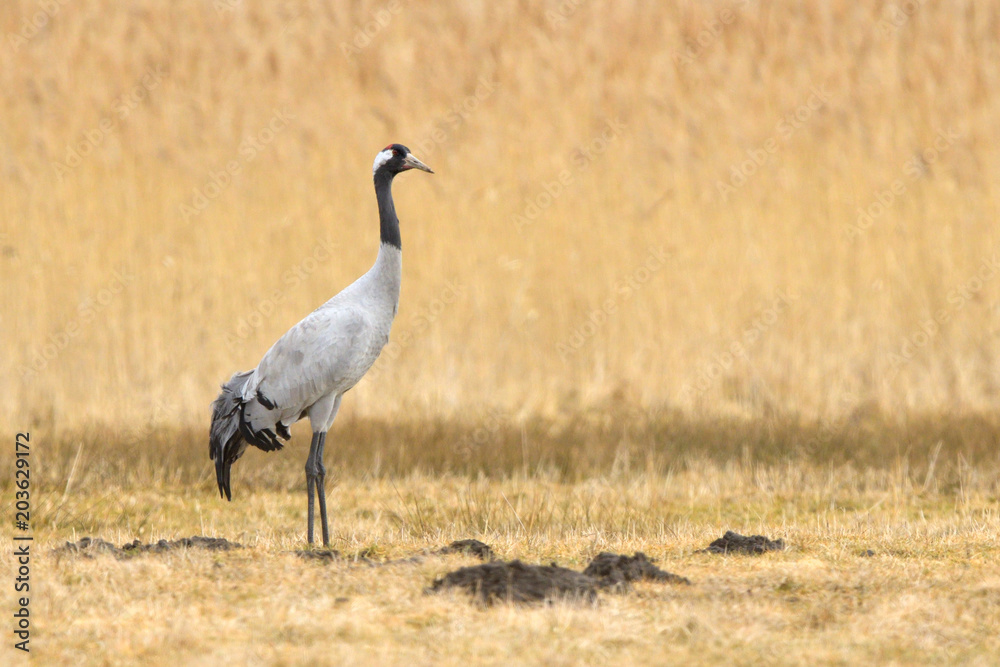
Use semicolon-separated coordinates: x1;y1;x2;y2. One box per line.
2;1;999;469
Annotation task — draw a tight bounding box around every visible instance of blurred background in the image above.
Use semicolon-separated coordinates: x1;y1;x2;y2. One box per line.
2;1;999;480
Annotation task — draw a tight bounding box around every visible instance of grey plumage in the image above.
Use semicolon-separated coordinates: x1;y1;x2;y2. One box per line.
209;144;432;545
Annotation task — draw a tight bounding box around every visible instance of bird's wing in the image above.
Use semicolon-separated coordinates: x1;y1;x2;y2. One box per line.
245;303;378;416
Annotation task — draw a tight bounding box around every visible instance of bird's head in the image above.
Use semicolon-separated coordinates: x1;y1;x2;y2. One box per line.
372;144;434;178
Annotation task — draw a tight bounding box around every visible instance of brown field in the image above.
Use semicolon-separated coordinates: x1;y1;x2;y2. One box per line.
2;0;1000;664
3;468;1000;665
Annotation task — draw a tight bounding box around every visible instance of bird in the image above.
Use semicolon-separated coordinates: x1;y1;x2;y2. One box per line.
209;144;433;546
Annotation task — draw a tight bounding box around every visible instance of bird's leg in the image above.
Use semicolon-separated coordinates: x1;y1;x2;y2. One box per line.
315;431;330;547
305;431;321;545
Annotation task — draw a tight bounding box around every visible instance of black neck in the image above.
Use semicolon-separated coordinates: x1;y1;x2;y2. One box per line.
374;170;401;250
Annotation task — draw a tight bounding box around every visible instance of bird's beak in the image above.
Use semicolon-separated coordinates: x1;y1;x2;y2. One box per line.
402;153;434;173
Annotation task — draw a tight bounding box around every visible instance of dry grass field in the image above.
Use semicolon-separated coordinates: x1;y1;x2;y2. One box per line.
2;0;1000;664
3;468;1000;665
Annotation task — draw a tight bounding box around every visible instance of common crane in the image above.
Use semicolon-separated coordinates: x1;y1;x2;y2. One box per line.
209;144;433;546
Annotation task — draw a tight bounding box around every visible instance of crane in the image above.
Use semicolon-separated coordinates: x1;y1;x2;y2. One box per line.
209;144;433;546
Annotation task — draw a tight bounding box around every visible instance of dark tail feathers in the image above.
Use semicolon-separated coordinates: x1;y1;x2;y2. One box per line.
210;371;291;500
210;370;253;501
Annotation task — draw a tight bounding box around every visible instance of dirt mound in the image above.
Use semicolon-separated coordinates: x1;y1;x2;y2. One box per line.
701;531;785;555
436;539;495;561
428;551;689;605
124;536;241;553
295;549;423;566
583;552;691;589
56;536;241;558
296;539;496;565
55;537;120;557
296;549;346;562
427;560;599;604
